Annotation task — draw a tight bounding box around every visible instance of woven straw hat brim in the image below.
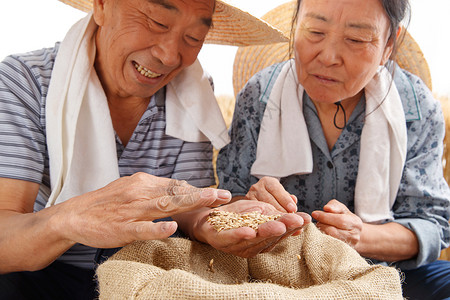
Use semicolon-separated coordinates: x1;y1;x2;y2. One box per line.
233;1;432;96
58;0;288;46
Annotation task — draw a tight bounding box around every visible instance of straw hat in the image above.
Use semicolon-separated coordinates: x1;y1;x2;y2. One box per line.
233;1;432;96
57;0;288;46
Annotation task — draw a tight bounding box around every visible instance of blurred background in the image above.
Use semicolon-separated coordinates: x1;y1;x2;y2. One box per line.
1;0;449;99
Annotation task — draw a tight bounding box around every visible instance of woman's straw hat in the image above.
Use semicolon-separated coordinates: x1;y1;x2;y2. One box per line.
233;1;432;96
57;0;288;46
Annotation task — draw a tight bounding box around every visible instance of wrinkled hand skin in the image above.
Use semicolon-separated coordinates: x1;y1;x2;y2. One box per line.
58;172;231;249
193;200;311;258
312;199;363;247
246;176;298;213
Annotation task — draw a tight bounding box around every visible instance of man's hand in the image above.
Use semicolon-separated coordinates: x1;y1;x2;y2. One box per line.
57;172;232;249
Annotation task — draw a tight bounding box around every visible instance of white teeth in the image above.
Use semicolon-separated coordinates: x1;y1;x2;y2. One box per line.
133;62;162;79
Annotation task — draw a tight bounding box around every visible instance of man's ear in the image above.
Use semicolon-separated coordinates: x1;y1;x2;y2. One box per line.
380;26;401;66
93;0;107;26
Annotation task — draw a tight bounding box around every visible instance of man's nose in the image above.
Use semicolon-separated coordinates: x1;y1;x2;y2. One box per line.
152;34;182;68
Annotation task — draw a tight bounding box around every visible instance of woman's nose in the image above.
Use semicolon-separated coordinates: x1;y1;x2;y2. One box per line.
317;38;343;67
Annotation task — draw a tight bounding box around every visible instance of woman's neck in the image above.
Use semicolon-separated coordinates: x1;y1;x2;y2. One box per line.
311;92;363;151
311;92;362;116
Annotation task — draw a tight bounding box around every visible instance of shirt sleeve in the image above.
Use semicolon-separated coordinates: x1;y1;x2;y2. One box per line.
0;53;50;183
393;70;450;269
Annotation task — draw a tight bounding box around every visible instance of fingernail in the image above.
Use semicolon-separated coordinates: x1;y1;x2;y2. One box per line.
160;222;176;232
287;203;297;212
217;190;231;200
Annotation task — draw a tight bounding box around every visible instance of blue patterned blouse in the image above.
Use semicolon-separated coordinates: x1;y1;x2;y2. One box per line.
217;61;450;270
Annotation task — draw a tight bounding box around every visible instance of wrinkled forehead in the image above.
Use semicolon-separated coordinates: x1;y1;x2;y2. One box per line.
298;0;390;32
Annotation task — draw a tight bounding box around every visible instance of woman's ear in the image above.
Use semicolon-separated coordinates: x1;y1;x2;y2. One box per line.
93;0;107;26
380;26;401;66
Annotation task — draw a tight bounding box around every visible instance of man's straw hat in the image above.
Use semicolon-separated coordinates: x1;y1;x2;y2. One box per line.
233;1;432;96
57;0;288;46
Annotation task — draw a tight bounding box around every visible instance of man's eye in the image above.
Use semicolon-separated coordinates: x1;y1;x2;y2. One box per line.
188;36;201;43
151;19;168;29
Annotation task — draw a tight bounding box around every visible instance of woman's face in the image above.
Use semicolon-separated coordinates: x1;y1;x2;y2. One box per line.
93;0;214;100
294;0;394;104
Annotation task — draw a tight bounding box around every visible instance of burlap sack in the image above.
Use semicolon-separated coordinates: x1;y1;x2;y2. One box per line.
96;224;403;299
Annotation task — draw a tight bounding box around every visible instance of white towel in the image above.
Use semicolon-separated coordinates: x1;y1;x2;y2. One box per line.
46;13;229;206
166;60;230;149
251;60;407;223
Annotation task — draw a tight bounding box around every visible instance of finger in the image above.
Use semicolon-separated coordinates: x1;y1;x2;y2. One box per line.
132;173;189;188
271;213;306;232
289;212;313;236
125;221;178;241
234;234;283;258
254;219;308;255
256;220;287;238
297;212;312;224
291;194;298;204
317;222;357;245
247;188;285;212
207;218;283;257
258;212;310;239
291;228;303;236
316;222;340;238
323;199;350;214
312;210;353;230
260;225;304;253
155;188;231;214
212;227;258;250
264;180;297;213
268;185;297;212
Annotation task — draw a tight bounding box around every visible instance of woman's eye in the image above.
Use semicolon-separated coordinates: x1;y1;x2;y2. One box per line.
349;39;363;43
305;30;324;41
307;29;325;37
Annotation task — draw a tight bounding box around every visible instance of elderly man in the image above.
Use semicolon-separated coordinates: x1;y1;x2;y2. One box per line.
0;0;309;299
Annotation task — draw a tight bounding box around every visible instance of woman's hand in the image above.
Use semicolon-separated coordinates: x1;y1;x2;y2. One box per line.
57;172;232;249
311;199;363;247
181;200;311;258
245;177;298;213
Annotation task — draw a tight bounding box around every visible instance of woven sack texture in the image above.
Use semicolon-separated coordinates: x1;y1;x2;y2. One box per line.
97;223;403;299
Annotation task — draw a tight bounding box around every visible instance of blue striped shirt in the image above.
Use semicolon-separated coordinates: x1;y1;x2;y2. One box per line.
0;44;215;268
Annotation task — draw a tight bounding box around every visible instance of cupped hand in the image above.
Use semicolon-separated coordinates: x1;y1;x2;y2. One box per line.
245;176;298;213
56;172;232;248
311;199;363;247
193;200;311;258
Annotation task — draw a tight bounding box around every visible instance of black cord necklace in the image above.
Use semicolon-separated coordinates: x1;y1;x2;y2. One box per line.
333;101;347;130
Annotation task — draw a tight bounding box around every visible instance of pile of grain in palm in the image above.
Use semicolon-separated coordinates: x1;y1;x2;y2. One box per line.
207;210;281;232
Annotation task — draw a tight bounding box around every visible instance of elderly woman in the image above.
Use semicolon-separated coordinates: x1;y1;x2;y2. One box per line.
217;0;450;299
0;0;309;299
